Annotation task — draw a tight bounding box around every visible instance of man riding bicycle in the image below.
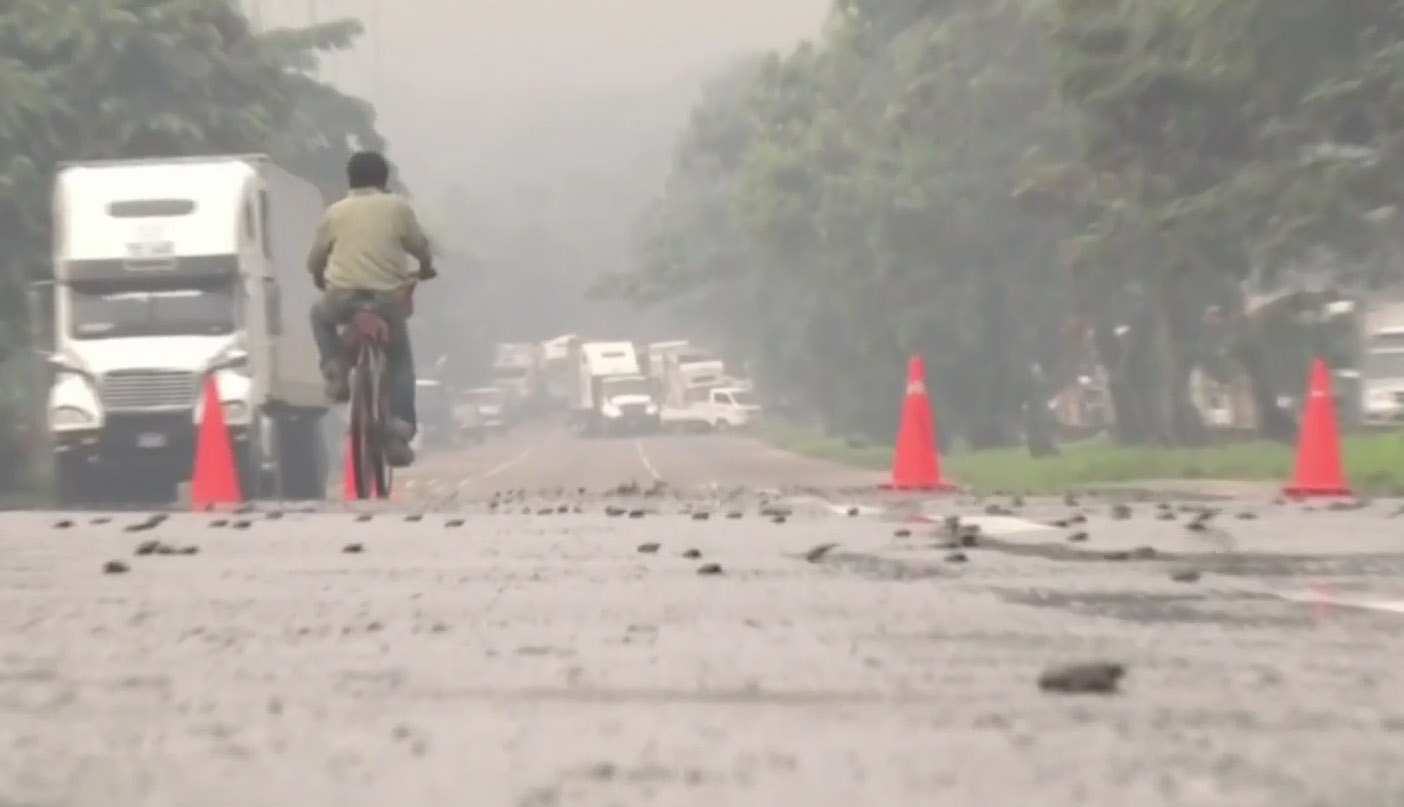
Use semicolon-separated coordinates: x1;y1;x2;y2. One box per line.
306;150;436;467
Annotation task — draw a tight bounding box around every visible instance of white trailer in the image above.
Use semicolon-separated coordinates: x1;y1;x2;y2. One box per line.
43;154;332;505
569;341;658;436
646;340;690;380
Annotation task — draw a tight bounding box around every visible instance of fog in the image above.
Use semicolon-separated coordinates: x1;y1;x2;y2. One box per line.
249;0;827;353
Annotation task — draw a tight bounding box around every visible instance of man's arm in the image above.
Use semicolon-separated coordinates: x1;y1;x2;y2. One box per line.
395;199;435;277
306;211;334;287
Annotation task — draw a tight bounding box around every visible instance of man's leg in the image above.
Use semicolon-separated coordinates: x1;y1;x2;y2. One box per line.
309;290;354;402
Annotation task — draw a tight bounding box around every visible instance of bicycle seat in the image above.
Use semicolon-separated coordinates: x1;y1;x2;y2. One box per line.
339;308;390;348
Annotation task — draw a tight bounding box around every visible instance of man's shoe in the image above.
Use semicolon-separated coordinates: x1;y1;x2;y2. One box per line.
382;419;416;467
322;361;350;403
388;419;416;441
384;436;415;468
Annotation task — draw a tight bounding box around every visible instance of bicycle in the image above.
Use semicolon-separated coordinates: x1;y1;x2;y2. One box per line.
339;282;417;499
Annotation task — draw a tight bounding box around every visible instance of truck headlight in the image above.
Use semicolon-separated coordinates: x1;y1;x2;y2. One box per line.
51;405;96;428
222;401;248;422
210;346;249;375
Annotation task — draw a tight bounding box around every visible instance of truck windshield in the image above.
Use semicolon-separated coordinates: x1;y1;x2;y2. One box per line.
1364;350;1404;379
603;377;651;397
730;390;757;406
69;285;235;339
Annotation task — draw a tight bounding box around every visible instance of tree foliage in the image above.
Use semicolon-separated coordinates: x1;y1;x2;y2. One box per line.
0;0;386;310
607;0;1077;445
607;0;1404;448
0;0;390;489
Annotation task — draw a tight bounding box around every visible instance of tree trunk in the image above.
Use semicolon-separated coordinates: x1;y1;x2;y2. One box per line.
1235;331;1297;444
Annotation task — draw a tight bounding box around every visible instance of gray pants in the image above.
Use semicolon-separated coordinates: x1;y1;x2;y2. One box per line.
309;288;416;432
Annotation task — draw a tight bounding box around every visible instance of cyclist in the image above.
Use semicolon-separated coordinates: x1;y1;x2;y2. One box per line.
306;150;436;467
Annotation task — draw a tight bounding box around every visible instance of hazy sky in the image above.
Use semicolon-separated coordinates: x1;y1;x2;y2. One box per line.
250;0;829;192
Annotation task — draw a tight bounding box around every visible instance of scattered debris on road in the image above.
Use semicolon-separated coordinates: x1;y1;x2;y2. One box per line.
1038;661;1124;694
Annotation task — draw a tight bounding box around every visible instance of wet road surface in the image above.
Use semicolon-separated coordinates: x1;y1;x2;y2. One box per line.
3;424;1403;805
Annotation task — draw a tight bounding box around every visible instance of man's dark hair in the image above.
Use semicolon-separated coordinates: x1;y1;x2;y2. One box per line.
346;150;390;190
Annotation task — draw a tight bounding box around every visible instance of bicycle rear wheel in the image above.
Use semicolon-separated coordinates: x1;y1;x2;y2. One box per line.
348;347;391;499
367;345;393;497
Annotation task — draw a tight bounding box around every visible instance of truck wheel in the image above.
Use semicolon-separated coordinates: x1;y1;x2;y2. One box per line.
277;414;329;501
54;457;90;508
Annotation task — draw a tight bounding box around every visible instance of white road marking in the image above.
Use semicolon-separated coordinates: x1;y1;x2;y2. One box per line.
784;494;1051;536
633;440;662;481
1262;589;1404;615
485;447;534;479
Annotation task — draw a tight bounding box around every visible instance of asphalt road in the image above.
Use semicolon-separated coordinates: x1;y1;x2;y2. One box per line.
3;423;1403;806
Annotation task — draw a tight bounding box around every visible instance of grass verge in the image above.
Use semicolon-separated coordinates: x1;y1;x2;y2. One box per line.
757;419;1404;495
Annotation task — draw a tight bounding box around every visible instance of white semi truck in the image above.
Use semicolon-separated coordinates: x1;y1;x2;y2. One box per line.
569;341;659;436
41;154;333;505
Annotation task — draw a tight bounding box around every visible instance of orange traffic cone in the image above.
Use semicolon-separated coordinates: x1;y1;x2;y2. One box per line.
1284;358;1351;498
342;433;357;500
342;431;389;500
190;374;242;508
881;354;956;492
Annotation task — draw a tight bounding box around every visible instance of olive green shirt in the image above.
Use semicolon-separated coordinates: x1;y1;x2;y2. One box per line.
307;188;431;292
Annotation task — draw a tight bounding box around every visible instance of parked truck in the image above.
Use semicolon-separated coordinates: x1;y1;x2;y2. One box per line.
540;333;578;411
491;341;543;419
40;154;333;505
569;341;659;436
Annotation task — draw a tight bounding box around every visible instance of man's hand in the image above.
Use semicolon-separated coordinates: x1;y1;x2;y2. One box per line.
417;263;437;281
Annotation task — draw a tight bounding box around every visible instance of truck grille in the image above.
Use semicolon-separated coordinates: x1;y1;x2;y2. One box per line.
98;370;199;412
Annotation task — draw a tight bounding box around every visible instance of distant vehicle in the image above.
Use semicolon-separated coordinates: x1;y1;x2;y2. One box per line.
569;340;659;436
540;333;579;410
41;154;331;505
491;341;544;417
646;340;691;380
412;378;457;452
452;397;485;444
463;386;508;435
661;385;761;432
1358;301;1404;424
